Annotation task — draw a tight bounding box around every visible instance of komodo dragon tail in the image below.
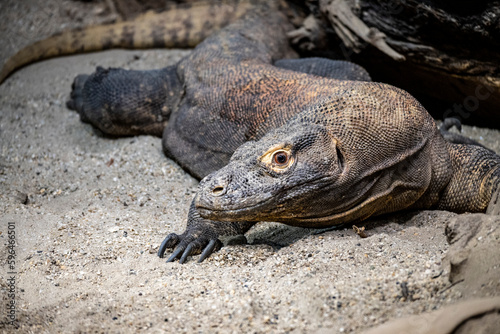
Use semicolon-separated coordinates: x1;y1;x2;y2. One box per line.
0;0;262;84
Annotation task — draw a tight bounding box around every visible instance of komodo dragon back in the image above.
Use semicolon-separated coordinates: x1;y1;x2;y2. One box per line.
0;0;267;84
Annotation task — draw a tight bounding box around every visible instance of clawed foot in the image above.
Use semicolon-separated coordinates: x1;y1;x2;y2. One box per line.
158;230;222;264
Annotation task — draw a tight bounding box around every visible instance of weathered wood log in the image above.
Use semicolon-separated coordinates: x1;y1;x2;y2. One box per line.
291;0;500;127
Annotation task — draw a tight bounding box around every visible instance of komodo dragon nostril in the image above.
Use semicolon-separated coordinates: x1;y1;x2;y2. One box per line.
212;186;226;196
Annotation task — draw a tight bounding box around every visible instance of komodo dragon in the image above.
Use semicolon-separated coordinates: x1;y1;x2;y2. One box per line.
2;2;499;264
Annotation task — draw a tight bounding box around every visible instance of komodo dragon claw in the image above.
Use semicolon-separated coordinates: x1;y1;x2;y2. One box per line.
198;240;221;263
158;231;222;264
157;233;179;258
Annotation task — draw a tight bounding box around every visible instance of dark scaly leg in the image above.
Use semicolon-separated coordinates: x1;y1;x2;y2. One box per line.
438;142;500;213
67;65;183;137
158;201;255;263
274;57;371;81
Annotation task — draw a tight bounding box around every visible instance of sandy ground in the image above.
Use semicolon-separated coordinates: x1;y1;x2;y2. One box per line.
1;1;500;333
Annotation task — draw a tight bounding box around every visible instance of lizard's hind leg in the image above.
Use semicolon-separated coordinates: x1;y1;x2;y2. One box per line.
438;143;500;213
67;65;182;137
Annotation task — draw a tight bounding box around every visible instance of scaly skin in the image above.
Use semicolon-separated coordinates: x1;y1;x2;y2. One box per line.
58;7;499;263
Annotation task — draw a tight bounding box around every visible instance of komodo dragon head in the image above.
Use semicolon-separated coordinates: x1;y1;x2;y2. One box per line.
195;82;443;228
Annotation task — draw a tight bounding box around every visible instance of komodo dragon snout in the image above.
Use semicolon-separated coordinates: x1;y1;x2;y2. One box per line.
195;89;437;228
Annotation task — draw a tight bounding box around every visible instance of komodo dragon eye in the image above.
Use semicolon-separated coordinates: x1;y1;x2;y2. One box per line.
273;151;290;165
260;147;294;173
